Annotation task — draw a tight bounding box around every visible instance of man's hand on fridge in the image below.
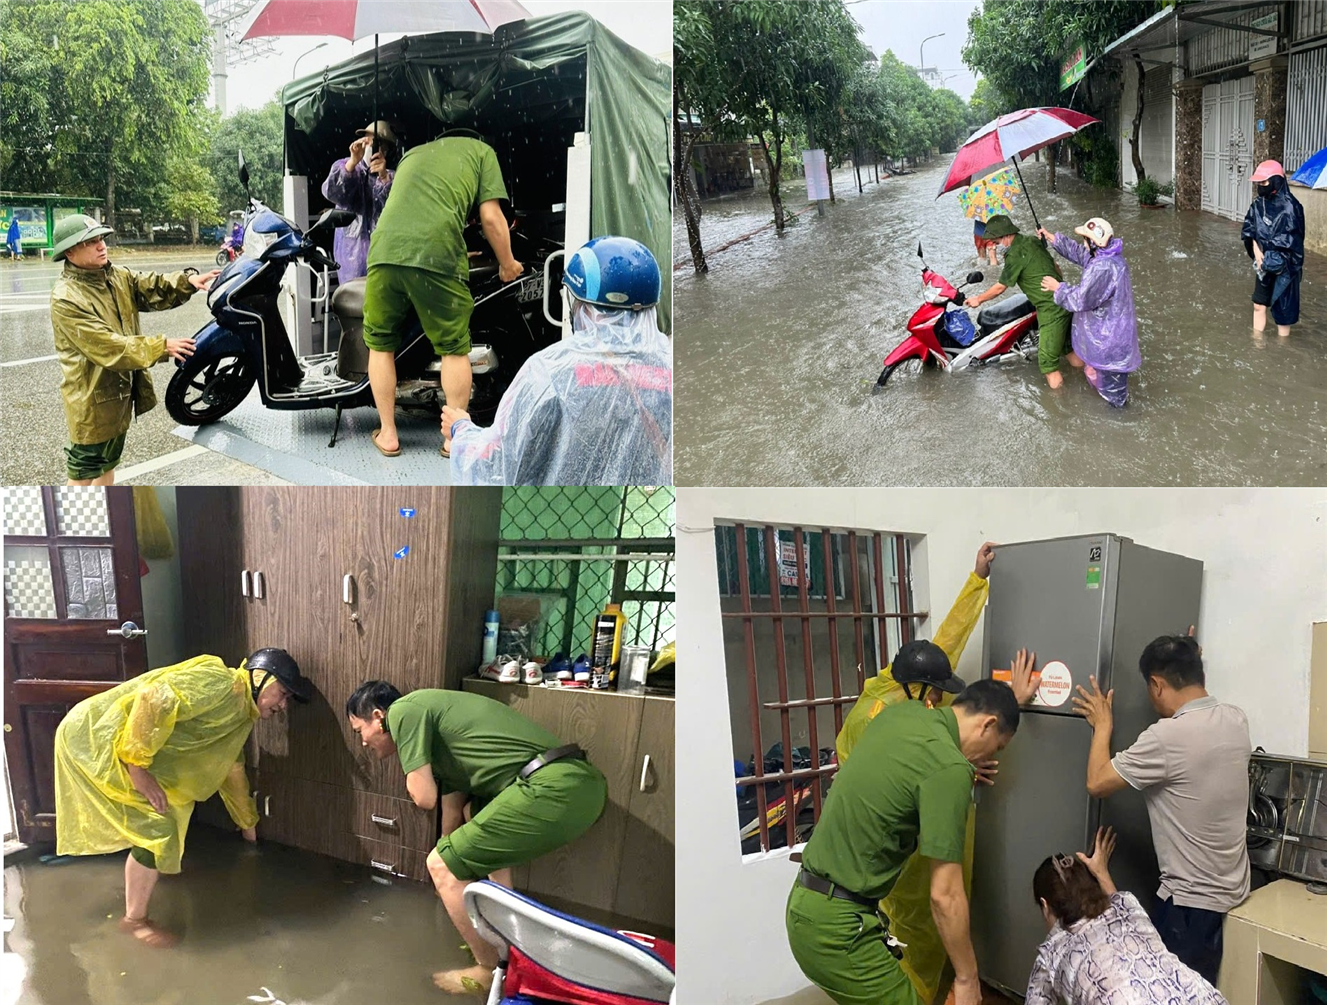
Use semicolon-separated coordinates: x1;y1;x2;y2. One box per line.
1072;675;1114;731
1008;647;1038;705
973;759;1000;786
1186;624;1203;657
974;541;997;580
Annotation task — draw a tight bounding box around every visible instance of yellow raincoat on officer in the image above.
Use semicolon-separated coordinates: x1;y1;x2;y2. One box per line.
54;655;261;874
835;572;989;1005
50;263;197;445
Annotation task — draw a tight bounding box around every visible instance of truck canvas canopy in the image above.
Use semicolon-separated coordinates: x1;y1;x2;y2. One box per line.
281;11;672;331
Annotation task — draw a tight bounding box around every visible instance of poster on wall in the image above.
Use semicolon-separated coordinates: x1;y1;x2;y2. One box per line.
1249;13;1277;60
778;538;812;588
804;149;831;201
2;206;48;245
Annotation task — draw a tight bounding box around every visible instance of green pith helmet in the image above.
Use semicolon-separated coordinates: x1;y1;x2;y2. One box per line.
52;214;114;262
982;214;1019;240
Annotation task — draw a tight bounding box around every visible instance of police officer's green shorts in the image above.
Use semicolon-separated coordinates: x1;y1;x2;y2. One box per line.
786;884;922;1005
362;263;473;357
436;759;607;882
65;432;127;481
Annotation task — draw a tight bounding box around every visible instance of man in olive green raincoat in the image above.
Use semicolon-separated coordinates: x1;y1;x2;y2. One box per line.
48;214;218;486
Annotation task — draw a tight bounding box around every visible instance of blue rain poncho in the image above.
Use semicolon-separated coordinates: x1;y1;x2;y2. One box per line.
1241;175;1305;326
1049;235;1142;374
449;302;672;486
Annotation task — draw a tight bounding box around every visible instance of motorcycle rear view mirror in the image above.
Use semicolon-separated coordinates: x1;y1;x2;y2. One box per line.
966;271;984;284
311;208;356;233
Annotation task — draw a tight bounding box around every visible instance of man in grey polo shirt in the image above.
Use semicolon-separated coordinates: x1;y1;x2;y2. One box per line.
1072;632;1251;985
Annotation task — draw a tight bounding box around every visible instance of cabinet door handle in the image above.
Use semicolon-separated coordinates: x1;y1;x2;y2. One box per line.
370;859;395;873
640;753;651;792
370;814;398;828
343;574;354;604
264;795;271;816
241;570;250;597
253;571;265;599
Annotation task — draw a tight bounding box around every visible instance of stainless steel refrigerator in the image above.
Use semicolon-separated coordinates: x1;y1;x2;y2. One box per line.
970;534;1203;998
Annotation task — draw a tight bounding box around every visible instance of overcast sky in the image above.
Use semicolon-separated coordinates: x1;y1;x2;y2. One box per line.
209;0;671;114
849;0;983;100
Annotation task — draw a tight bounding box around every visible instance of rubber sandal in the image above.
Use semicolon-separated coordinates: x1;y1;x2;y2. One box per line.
371;429;401;457
439;444;451;459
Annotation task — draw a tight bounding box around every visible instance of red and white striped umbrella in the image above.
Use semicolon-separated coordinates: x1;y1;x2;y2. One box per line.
240;0;530;42
938;107;1099;197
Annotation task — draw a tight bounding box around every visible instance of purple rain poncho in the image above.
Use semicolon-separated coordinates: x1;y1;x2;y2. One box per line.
1049;235;1142;374
320;158;393;281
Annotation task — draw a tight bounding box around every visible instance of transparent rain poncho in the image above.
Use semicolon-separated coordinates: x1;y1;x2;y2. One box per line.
450;302;672;486
835;571;990;1005
54;655;262;874
1048;235;1141;374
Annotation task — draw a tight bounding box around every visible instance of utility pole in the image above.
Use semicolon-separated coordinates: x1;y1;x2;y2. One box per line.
920;32;945;89
203;0;278;115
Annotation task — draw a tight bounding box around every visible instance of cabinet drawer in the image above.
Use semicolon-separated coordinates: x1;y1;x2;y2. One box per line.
346;834;431;884
349;790;437;852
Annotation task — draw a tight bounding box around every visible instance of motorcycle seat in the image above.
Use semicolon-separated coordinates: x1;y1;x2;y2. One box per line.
468;260;500;283
331;277;366;321
977;293;1034;333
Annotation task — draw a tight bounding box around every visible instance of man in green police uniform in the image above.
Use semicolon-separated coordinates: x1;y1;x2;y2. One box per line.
346;681;607;996
787;678;1024;1005
363;133;524;459
965;214;1072;389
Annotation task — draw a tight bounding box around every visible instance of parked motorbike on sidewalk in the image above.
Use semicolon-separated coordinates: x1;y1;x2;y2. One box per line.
874;244;1039;389
166;152;562;443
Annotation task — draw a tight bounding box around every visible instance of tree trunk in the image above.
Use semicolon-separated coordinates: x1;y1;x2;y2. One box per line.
105;157;116;233
1048;141;1058;193
759;125;785;235
1131;53;1147;182
672;89;708;274
189;215;199;245
827;160;836;204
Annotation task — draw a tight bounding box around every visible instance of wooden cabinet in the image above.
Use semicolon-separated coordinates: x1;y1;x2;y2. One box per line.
463;678;675;930
178;487;502;883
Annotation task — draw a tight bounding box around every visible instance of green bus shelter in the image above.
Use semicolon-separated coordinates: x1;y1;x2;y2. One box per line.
0;193;105;253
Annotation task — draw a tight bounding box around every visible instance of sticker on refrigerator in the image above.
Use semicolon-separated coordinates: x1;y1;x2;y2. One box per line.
1086;542;1103;590
1036;661;1073;706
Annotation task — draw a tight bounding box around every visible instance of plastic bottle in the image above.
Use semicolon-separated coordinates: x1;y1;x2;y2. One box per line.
482;609;500;664
590;603;627;689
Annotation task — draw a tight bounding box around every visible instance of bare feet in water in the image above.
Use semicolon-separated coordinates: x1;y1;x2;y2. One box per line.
432;964;492;995
1045;370;1064;389
117;915;179;948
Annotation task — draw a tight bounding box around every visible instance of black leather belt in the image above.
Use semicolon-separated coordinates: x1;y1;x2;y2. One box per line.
798;869;876;908
518;743;587;780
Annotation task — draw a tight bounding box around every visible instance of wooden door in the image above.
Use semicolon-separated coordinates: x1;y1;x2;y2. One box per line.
614;697;675;928
2;487;146;844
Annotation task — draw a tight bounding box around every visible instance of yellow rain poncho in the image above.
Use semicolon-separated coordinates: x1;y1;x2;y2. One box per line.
836;571;989;1005
54;655;261;874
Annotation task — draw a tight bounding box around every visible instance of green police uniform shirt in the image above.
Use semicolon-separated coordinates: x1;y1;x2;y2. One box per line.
367;137;508;282
999;232;1069;320
388;689;562;800
801;701;974;902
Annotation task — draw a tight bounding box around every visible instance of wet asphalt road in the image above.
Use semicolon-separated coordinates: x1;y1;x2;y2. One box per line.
674;162;1327;487
0;250;285;486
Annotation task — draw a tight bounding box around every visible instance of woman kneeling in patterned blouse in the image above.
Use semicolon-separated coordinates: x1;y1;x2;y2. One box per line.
1026;826;1228;1005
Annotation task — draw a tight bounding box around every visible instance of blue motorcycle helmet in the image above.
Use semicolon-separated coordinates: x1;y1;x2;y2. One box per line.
562;236;660;311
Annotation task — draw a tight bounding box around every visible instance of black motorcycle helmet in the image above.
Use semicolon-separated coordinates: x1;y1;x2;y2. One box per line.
244;647;312;704
891;640;965;698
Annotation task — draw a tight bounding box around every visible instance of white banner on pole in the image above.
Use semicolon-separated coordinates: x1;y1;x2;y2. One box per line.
804;149;831;201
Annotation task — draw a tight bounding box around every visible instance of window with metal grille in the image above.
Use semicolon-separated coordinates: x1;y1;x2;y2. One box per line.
496;487;675;663
716;523;924;855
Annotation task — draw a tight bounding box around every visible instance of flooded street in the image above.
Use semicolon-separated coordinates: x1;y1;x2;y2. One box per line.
673;163;1327;486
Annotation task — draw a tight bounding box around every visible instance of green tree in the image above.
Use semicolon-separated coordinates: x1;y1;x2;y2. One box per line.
673;1;722;273
930;89;971;153
208;101;286;214
12;0;214;228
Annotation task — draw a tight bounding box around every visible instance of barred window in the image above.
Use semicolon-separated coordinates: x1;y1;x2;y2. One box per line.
716;523;924;854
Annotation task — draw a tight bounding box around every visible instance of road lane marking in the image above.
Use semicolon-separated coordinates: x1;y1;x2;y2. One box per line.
0;354;58;367
116;445;211;481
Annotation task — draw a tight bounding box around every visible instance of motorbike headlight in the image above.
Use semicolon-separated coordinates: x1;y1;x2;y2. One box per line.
207;271;245;309
923;284;944;304
242;228;278;261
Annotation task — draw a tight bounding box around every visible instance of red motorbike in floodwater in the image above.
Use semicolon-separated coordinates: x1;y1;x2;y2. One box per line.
875;245;1040;389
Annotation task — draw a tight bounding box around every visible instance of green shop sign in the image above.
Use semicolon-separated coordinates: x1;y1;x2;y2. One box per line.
1060;42;1087;90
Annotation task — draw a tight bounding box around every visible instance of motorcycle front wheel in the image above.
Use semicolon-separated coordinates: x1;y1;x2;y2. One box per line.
215;250;230;267
876;356;929;388
165;352;255;425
